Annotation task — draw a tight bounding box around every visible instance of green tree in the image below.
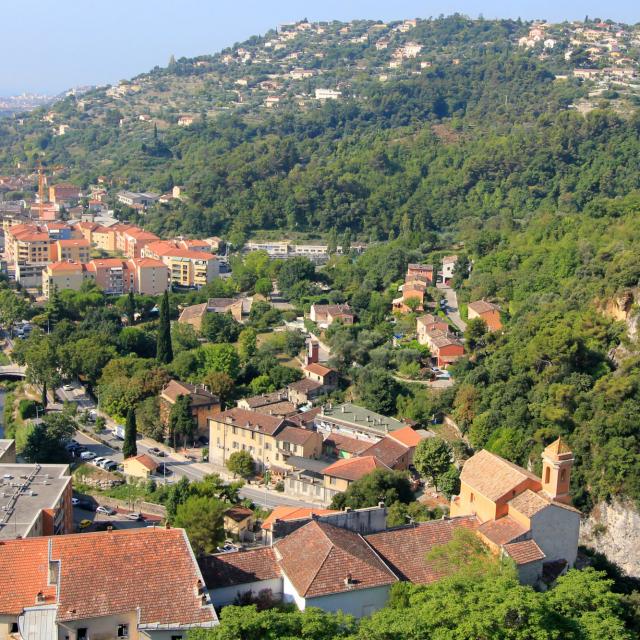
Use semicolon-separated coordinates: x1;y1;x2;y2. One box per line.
330;469;413;510
226;450;254;478
0;287;28;329
277;257;315;295
327;228;338;256
171;322;200;354
413;437;453;491
341;229;351;254
238;327;257;362
202;371;234;408
123;407;138;459
355;367;402;415
156;290;173;364
465;317;488;351
136;396;164;440
200;311;241;343
17;332;60;406
125;291;136;325
172;495;225;555
199;343;240;379
254;277;273;298
22;412;75;463
168;394;195;448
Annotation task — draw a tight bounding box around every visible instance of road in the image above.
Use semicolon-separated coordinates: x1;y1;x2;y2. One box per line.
437;284;467;332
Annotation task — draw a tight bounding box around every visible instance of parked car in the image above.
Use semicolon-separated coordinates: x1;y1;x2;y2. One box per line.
97;458;114;469
71;497;80;506
155;463;172;476
91;457;108;467
103;461;119;472
148;447;166;457
76;499;96;511
65;440;79;450
216;543;239;553
126;512;144;521
80;451;97;461
96;505;116;516
78;519;93;530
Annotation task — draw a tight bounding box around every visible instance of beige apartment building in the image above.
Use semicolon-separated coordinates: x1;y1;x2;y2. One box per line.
53;238;90;262
143;240;219;287
42;260;87;297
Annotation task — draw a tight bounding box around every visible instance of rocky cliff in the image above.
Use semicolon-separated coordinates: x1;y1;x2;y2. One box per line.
581;499;640;577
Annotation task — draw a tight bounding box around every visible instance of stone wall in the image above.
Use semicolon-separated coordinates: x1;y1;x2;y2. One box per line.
580;499;640;577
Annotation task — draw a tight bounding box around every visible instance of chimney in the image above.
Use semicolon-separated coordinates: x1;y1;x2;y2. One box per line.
165;522;171;529
36;591;46;604
107;525;113;533
378;501;385;509
344;573;354;587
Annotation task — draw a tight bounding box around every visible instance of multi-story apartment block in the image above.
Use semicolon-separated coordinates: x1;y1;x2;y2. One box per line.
42;260;87;298
52;238;90;262
143;240;218;287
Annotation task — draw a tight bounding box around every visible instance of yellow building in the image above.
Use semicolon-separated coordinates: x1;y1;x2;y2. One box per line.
143;241;219;287
92;225;117;251
54;238;90;263
209;408;290;472
322;456;389;493
42;261;87;298
223;505;255;540
123;454;158;479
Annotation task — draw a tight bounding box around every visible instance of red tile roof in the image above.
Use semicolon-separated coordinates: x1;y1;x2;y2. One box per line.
47;260;85;272
261;506;339;531
323;456;389;481
199;548;280;588
477;516;528;546
304;363;335;377
388;425;425;448
57;238;90;247
276;521;397;597
209;408;285;436
275;426;318;446
361;437;409;468
0;529;217;627
365;517;479;583
127;453;158;471
503;539;546;565
323;433;372;456
468;300;500;314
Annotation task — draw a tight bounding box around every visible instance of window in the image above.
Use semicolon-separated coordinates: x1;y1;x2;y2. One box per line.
560;469;566;481
545;467;550;484
171;636;183;640
77;630;88;640
330;477;336;485
251;431;255;440
232;426;237;435
470;492;474;503
232;442;238;449
265;443;271;450
117;624;129;638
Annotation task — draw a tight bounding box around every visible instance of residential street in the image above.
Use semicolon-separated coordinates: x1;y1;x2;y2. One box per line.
437;283;467;332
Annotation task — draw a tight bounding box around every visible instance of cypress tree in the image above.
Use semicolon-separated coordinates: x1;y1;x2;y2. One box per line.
123;407;138;459
125;290;135;326
156;290;173;364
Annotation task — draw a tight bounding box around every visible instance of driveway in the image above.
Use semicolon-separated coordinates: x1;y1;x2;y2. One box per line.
436;284;467;332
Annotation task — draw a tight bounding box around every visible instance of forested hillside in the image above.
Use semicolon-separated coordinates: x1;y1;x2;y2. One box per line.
2;15;640;511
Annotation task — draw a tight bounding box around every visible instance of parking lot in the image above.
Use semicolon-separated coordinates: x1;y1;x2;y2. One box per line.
73;504;163;533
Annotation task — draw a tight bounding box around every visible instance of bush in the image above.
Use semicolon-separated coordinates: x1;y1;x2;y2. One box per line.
18;399;40;420
274;481;285;492
226;450;254;478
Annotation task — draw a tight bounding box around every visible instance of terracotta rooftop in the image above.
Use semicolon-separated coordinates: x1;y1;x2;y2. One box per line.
323;433;372;456
387;425;427;448
261;506;339;532
503;539;546;565
0;529;217;626
161;380;219;407
508;489;552;518
208;298;241;309
127;454;158;471
224;505;254;523
240;390;289;409
460;450;540;501
287;406;323;429
57;238;89;247
275;426;318;446
47;260;84;272
275;521;397;598
288;378;323;393
544;437;573;458
468;300;500;314
130;257;166;268
209;408;285;436
323;456;389;482
199;548;280;588
304;363;335;377
179;302;208;322
252;401;298;417
365;517;479;583
477;516;528;546
361;437;409;468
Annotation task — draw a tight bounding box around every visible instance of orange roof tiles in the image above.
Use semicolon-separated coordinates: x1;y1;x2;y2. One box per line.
210;408;284;436
365;517;478;583
468;300;500;314
57;238;90;247
460;450;540;501
478;516;528;546
276;521;397;597
323;455;389;481
508;489;551;518
47;260;85;272
275;426;317;446
361;437;409;468
304;363;334;377
127;454;158;471
388;425;424;448
503;539;546;565
261;506;339;531
0;529;217;627
199;548;280;588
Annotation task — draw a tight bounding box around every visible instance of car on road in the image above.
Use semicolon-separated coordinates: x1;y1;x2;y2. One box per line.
155;463;172;476
126;512;144;521
96;505;116;516
92;457;108;467
63;384;74;391
65;439;79;449
148;447;166;457
80;451;97;461
78;519;92;530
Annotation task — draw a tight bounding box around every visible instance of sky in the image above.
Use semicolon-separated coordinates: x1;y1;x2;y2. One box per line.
1;0;637;95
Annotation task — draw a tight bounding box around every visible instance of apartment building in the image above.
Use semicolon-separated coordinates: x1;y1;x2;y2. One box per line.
127;257;170;296
143;240;218;287
0;456;73;541
48;182;81;204
160;380;220;440
121;227;161;259
5;223;50;264
42;260;87;297
51;238;90;262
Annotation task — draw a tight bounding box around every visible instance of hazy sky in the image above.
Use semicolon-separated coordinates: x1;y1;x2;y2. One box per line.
1;0;637;95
